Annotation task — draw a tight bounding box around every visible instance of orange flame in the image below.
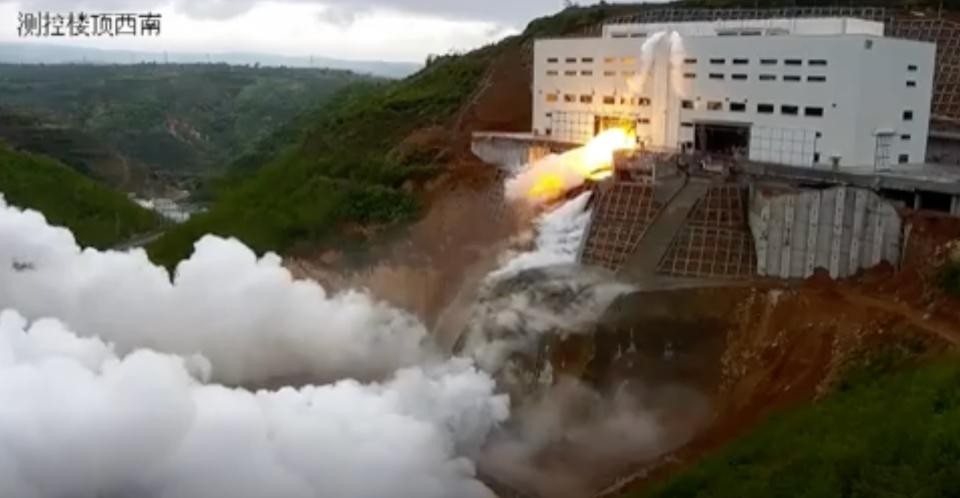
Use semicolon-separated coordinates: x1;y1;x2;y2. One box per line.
526;128;636;199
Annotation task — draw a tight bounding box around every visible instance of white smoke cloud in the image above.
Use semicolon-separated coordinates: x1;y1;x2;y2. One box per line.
0;196;430;385
489;191;592;280
459;195;632;373
0;309;508;498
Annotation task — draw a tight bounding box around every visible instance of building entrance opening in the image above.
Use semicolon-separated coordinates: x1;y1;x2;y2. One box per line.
694;122;750;159
595;115;636;137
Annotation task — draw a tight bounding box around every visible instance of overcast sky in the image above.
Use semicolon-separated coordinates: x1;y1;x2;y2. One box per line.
0;0;651;62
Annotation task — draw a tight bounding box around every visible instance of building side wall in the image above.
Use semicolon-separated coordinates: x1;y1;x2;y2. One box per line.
852;38;935;167
533;33;935;169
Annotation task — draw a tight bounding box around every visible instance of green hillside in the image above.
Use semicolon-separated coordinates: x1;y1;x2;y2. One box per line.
147;46;501;266
0;144;163;248
641;354;960;498
0;64;375;181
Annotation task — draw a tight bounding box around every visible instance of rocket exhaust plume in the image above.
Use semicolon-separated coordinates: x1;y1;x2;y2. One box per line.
0;196;432;386
505;128;636;203
0;195;513;497
0;310;508;498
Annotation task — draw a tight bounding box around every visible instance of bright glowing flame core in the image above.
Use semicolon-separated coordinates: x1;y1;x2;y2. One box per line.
527;128;636;199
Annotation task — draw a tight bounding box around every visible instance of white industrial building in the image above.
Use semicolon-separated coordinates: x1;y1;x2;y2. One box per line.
532;18;936;170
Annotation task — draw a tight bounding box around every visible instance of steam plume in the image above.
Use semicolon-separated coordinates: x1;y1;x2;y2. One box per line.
0;196;430;386
0;310;508;498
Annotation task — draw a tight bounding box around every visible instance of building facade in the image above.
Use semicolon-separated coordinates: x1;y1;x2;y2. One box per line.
532;18;936;169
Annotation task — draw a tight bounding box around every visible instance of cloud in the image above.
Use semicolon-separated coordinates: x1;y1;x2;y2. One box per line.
9;0;565;24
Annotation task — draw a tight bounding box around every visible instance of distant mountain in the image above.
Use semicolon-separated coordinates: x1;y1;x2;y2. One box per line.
0;42;420;78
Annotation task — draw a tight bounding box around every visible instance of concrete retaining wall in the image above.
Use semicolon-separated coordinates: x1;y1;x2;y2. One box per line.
750;186;902;279
470;133;559;170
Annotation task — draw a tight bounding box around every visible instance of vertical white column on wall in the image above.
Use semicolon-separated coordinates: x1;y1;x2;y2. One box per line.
781;195;795;278
805;190;821;277
757;203;771;276
871;197;886;267
849;189;867;272
830;187;847;279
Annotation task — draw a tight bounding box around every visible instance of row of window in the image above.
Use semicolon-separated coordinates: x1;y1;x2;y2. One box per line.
544;93;651;105
546;56;637;64
683;72;828;83
685;57;828;67
680;99;825;117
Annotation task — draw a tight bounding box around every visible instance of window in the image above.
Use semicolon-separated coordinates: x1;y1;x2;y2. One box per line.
710;58;726;65
546;70;558;76
638;97;651;106
732;73;748;80
785;59;802;66
623;70;636;76
580;95;593;104
907;80;917;87
581;70;593;76
865;39;874;49
707;101;723;111
759;74;777;81
899;154;910;164
781;105;799;116
908;64;918;72
564;70;577;76
733;58;749;65
564;94;575;103
638;118;651;124
621;56;637;64
684;72;696;79
603;57;616;64
612;33;628;39
903;110;914;121
809;59;828;66
604;70;616;76
784;75;801;82
684;58;697;64
681;100;694;109
544;128;552;136
814;153;821;163
730;102;746;112
565;57;577;63
547;57;558;63
760;59;777;65
680;122;694;128
602;96;616;105
902;134;912;141
581;57;594;63
808;75;827;82
805;107;824;117
545;93;558;102
709;73;724;80
758;103;775;114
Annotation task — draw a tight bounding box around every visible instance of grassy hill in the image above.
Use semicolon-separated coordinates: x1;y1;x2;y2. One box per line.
0;144;163;248
640;354;960;498
0;64;375;182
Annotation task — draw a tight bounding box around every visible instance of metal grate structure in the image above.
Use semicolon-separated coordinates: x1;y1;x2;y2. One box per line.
657;185;757;279
579;183;663;271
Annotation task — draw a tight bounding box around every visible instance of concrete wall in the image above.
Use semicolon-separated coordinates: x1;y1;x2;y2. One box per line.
470;133;553;170
750;186;902;279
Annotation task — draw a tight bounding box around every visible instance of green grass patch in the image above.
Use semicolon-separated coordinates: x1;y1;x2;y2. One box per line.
0;144;163;248
640;355;960;498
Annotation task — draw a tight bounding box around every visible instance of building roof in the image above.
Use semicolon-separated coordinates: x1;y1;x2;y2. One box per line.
602;17;884;39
